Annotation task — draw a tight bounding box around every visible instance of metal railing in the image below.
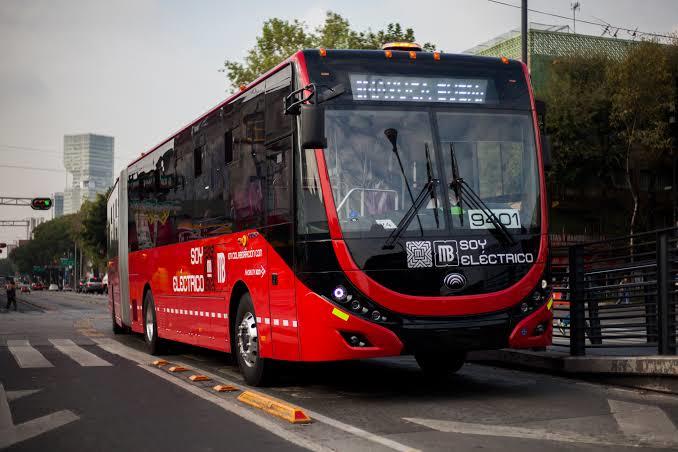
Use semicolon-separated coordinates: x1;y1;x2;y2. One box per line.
551;227;677;356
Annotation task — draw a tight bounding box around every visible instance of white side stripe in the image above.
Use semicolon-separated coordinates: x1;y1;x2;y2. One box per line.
49;339;112;367
7;340;53;368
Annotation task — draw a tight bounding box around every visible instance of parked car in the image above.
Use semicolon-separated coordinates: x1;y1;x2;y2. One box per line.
102;274;108;294
84;277;104;294
48;283;59;291
19;283;30;293
63;284;72;291
31;282;44;291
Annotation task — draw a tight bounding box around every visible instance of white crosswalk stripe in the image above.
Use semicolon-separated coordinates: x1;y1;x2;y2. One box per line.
48;339;112;367
6;340;53;368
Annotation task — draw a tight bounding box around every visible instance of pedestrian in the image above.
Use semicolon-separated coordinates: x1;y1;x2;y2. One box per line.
5;277;17;311
616;276;630;305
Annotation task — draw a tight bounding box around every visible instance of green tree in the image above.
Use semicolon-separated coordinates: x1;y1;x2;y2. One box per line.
0;258;16;276
607;41;673;236
79;192;110;268
9;214;78;274
542;54;621;188
224;11;435;88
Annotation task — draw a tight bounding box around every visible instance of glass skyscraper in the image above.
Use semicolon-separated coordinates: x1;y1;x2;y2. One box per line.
63;134;114;214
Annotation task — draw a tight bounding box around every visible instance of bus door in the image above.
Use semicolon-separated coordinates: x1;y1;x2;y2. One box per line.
264;135;299;360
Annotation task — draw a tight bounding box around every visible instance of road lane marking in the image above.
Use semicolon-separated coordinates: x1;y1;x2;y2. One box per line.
6;340;53;368
609;399;678;447
403;418;626;447
94;338;419;452
0;383;79;449
48;339;112;367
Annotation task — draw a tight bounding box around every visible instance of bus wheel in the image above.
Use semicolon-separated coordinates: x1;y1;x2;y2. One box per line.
143;291;164;355
415;351;466;376
234;293;271;386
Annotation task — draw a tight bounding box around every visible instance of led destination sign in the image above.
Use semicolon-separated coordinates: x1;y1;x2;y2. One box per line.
349;74;489;104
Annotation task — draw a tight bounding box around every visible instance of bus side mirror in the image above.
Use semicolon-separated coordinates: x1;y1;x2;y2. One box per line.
301;104;327;149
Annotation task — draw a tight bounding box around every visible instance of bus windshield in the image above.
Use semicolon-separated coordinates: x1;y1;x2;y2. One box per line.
323;107;540;238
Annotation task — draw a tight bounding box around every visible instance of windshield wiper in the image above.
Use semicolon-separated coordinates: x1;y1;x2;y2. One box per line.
384;128;423;236
383;143;439;250
425;143;440;229
448;143;515;246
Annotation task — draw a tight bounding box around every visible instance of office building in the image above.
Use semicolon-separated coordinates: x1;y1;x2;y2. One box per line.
63;134;114;214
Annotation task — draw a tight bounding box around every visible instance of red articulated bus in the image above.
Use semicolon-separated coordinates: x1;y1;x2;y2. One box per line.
107;43;553;385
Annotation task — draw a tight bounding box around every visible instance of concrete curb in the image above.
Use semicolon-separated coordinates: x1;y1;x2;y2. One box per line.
468;349;678;394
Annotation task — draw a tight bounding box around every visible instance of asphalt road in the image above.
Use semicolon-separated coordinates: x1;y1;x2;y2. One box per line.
2;290;678;451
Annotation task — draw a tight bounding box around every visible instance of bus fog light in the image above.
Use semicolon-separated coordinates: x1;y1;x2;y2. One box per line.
534;324;545;335
371;311;381;321
350;300;361;311
332;285;347;302
541;279;548;290
520;302;529;313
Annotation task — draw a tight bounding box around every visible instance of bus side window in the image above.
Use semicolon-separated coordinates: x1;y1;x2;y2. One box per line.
265;65;292;143
265;137;292;226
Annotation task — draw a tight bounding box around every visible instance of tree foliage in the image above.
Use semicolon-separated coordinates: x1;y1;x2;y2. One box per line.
543;40;677;234
542;54;621;187
9;214;79;274
224;11;435;88
79;192;109;267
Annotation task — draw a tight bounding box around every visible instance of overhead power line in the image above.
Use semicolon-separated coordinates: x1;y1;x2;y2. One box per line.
0;143;137;162
0;164;66;174
487;0;675;41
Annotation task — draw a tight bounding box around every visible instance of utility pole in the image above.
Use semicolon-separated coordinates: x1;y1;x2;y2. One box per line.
521;0;528;65
571;2;581;34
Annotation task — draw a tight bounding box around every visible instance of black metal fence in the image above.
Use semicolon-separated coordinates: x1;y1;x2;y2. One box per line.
551;227;678;356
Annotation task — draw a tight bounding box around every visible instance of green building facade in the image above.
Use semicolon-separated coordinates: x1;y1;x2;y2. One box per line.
466;23;638;95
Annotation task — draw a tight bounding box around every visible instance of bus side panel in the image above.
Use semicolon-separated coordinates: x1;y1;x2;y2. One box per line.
265;224;299;361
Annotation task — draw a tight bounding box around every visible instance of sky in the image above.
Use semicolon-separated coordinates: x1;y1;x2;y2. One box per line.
1;0;677;245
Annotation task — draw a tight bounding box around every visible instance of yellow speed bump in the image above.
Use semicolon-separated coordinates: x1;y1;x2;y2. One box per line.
168;366;189;372
152;359;168;366
237;391;311;424
213;384;238;392
189;375;210;382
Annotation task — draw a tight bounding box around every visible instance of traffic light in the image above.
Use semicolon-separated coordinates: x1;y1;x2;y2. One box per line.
31;198;52;210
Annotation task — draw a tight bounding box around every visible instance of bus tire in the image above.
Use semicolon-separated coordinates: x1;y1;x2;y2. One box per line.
415;351;466;376
234;293;272;386
143;290;164;355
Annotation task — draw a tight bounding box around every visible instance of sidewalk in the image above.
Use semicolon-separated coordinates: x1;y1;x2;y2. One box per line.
468;348;678;394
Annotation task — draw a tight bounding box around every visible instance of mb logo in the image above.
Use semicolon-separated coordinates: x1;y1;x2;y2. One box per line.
433;240;459;267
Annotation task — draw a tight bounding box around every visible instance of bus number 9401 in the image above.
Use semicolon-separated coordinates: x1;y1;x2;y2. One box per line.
468;209;521;230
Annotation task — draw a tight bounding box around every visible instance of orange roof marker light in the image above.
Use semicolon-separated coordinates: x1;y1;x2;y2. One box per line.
319;48;327;57
409;51;417;60
384;50;393;59
433;51;441;61
239;85;247;91
382;42;423;51
501;55;510;65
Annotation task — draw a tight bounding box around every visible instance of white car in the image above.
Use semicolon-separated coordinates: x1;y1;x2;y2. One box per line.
102;274;108;294
48;284;59;291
